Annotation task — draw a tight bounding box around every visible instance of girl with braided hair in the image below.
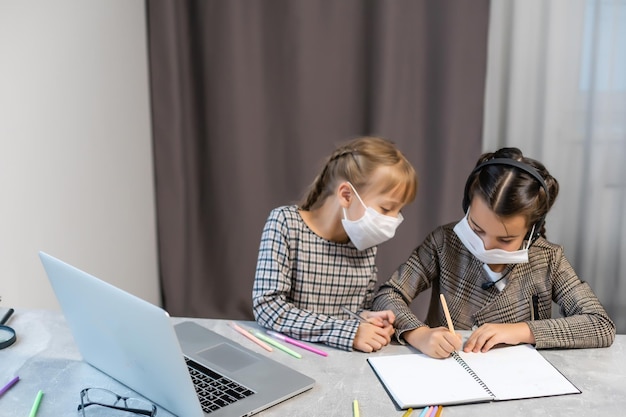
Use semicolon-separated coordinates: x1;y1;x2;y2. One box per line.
373;147;615;359
253;136;417;352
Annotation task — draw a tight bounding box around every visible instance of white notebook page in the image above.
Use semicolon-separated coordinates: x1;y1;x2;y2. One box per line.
457;344;580;400
367;353;493;408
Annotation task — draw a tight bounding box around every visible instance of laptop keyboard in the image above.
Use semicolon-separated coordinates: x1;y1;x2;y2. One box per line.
185;357;255;414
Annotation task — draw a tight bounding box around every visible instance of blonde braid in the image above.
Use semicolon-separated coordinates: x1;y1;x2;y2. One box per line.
300;147;356;210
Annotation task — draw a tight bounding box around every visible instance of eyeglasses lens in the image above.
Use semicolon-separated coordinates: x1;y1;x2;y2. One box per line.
80;388;156;416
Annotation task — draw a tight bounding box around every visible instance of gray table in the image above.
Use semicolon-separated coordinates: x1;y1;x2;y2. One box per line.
1;309;625;416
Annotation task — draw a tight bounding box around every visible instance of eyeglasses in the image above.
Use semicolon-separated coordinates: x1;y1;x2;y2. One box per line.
78;388;157;416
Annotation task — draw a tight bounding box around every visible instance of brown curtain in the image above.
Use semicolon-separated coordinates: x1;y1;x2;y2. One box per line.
146;0;490;320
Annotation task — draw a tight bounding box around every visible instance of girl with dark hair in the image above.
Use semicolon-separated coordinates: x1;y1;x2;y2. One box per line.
373;147;615;359
253;136;418;352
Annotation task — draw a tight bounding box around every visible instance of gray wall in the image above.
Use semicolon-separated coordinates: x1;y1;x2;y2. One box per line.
0;0;159;309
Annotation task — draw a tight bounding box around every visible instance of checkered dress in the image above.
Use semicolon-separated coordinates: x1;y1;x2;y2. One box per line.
373;222;616;349
252;205;379;351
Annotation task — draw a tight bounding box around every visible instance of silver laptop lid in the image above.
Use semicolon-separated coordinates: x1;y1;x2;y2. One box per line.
39;251;315;417
40;251;208;416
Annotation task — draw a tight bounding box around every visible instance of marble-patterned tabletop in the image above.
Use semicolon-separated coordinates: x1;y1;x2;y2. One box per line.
1;309;624;417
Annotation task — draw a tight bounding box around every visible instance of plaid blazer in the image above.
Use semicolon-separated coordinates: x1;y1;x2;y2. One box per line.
253;205;379;351
373;222;616;349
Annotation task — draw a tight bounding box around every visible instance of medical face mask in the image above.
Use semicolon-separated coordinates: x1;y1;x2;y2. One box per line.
453;212;533;264
341;183;404;251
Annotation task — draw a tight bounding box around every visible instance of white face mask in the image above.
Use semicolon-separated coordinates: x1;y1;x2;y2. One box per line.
453;211;533;264
341;183;404;251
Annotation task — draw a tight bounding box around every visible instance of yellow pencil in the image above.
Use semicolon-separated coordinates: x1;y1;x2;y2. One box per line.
440;293;455;333
402;407;414;417
353;399;360;417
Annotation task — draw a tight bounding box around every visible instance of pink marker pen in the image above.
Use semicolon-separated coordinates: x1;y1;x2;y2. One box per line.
266;330;329;357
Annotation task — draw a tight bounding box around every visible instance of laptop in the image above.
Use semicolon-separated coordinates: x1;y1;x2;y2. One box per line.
39;251;315;417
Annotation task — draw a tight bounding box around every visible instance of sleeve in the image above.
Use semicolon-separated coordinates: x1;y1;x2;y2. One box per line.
251;209;359;351
372;228;441;342
526;246;616;349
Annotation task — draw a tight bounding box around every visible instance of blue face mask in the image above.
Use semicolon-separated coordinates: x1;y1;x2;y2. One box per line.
341;183;403;251
453;211;533;264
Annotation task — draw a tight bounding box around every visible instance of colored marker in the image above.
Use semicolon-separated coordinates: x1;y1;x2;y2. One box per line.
417;406;432;417
0;376;19;396
352;399;360;417
28;390;44;417
228;322;273;352
428;405;439;417
266;331;328;357
402;407;414;417
435;405;444;417
252;331;302;359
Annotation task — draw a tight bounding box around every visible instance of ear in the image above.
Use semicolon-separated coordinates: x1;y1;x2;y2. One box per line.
337;182;353;208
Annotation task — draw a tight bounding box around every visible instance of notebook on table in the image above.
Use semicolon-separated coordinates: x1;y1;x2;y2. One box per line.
39;251;314;417
368;344;580;409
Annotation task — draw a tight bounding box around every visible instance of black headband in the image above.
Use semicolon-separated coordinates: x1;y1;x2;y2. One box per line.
462;158;550;243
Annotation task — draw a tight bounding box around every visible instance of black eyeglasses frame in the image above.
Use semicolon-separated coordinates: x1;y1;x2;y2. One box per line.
77;387;157;416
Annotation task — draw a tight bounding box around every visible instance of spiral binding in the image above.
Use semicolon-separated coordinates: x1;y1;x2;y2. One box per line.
451;352;495;398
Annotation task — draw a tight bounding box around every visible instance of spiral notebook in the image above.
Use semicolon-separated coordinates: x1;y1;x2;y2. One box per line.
367;344;580;409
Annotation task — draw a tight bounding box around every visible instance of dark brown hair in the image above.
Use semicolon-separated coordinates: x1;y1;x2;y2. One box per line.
465;147;559;239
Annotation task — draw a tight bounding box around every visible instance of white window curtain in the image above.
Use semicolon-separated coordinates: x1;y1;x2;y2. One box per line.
483;0;626;331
